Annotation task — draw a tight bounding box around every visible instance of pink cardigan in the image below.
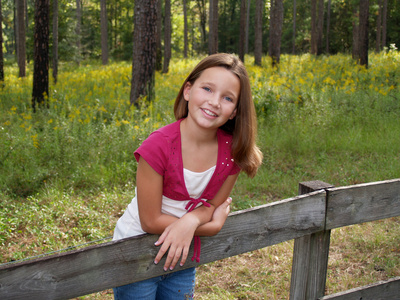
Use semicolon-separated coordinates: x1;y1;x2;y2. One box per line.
134;119;240;262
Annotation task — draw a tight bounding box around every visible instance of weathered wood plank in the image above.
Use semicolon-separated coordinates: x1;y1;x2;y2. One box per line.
319;276;400;300
0;191;326;300
290;181;332;300
326;178;400;230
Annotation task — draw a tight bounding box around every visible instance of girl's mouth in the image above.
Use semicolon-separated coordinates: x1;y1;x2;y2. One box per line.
201;108;218;117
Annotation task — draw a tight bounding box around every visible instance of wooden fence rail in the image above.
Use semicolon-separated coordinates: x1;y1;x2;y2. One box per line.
1;178;399;300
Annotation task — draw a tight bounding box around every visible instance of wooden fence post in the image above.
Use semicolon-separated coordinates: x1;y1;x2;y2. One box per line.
289;181;334;300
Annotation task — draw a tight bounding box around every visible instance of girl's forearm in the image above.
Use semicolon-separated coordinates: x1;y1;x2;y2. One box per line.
140;213;178;234
194;220;222;236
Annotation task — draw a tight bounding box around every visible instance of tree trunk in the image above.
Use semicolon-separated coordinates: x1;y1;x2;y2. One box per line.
197;0;207;52
76;0;82;63
130;0;158;105
156;0;162;71
100;0;109;65
52;0;58;83
292;0;297;54
311;0;324;55
358;0;369;67
269;0;283;67
208;0;218;55
254;0;263;65
238;0;246;61
0;0;4;82
162;0;171;73
183;0;188;58
32;0;50;112
317;0;324;54
17;0;26;77
311;0;317;54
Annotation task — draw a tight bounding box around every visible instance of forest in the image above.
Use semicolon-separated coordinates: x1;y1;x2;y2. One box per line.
1;0;399;65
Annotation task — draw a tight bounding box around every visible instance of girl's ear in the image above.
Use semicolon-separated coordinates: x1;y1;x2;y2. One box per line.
183;82;192;101
229;108;237;120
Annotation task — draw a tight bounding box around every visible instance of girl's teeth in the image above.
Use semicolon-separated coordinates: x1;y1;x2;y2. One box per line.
203;109;217;117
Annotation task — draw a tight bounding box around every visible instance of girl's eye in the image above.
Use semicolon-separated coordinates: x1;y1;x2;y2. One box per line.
224;96;233;102
203;87;211;92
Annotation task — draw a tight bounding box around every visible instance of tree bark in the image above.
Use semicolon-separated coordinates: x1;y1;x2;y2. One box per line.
100;0;109;65
208;0;218;55
358;0;369;67
317;0;324;54
17;0;26;77
254;0;263;66
197;0;207;52
311;0;324;55
156;0;162;71
238;0;246;61
162;0;171;73
52;0;58;83
130;0;158;105
32;0;50;112
269;0;283;67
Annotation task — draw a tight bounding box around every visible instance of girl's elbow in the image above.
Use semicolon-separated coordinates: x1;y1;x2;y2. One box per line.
140;219;158;234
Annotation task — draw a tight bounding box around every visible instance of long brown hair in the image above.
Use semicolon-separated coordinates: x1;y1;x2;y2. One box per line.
174;53;262;177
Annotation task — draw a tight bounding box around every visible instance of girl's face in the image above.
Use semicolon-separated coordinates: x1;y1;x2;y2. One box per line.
183;67;240;131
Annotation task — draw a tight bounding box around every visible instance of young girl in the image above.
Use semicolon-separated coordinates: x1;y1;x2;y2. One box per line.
113;53;262;299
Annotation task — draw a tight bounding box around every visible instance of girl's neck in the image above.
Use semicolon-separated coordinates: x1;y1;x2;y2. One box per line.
180;118;218;172
180;118;218;146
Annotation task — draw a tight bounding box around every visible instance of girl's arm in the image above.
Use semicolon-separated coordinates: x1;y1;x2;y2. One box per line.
136;157;177;234
137;157;238;270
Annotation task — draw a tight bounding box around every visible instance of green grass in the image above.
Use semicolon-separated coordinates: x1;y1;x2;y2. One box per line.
1;52;399;298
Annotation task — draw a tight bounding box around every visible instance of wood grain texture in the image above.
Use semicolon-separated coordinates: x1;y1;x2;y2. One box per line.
326;178;400;229
319;276;400;300
290;181;332;300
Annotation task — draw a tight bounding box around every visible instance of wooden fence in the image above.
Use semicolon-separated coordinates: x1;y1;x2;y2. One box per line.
1;178;399;300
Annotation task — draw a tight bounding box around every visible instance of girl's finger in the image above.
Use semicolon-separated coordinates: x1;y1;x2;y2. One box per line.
154;241;170;265
167;247;183;271
179;246;190;267
163;244;178;271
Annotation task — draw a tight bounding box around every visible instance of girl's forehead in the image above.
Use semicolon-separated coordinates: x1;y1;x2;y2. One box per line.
197;67;239;82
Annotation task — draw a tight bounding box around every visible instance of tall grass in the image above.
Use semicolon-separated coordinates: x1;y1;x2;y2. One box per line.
1;52;399;298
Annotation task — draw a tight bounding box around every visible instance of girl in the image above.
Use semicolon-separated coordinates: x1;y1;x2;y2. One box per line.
113;53;262;299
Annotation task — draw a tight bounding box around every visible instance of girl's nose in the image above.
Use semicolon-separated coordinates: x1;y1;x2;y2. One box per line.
208;94;220;108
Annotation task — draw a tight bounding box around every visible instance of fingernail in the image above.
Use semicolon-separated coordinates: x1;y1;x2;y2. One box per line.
169;266;174;271
163;267;168;271
154;260;158;265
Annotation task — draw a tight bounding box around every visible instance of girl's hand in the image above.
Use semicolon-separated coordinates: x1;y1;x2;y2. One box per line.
153;215;199;271
211;197;232;226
